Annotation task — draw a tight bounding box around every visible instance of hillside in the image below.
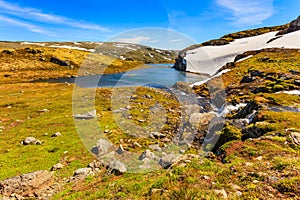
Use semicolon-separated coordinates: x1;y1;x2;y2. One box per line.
0;41;176;84
175;16;300;76
0;17;300;199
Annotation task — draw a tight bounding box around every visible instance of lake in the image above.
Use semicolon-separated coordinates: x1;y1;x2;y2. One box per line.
44;64;209;88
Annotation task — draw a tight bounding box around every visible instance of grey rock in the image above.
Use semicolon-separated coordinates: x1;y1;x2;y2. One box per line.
22;137;41;145
51;132;61;137
277;15;300;35
74;168;92;176
38;108;49;113
0;170;54;198
214;188;228;199
149;132;166;139
51;163;64;171
107;160;127;175
294;80;300;86
50;57;71;67
189;112;217;127
133;142;142;148
139;150;159;162
159;154;181;168
149;144;162;152
91;139;114;157
290;132;300;145
241;76;256;83
116;145;124;154
74;110;96;120
184;104;201;116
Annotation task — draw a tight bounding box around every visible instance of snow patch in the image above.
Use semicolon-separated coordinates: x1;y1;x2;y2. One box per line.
21;42;45;46
49;45;96;52
275;90;300;95
190;69;231;87
185;31;300;75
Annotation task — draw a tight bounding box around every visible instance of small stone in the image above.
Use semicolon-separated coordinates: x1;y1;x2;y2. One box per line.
203;175;210;180
133;142;142;148
51;163;64;171
51;132;61;137
255;156;263;161
116;145;124;154
214;188;227;199
74;168;92;176
149;132;166;139
253;180;259;184
149;144;162;152
104;129;110;133
236;191;242;196
179;150;186;154
38;108;49;113
22;137;37;145
126;105;132;110
35;140;42;145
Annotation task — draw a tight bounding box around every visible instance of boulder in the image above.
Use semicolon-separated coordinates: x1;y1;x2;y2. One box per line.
189;112;217;127
173;53;187;71
50;57;70;67
0;170;54;198
91;139;115;157
139;150;160;162
107;160;127;175
290;132;300;145
159;154;181;168
22;137;41;145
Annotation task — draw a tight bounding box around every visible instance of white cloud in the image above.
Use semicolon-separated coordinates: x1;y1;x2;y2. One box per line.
116;36;151;44
216;0;275;26
0;15;54;36
0;0;110;35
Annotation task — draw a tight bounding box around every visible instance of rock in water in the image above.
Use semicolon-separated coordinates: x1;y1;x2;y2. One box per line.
0;170;54;198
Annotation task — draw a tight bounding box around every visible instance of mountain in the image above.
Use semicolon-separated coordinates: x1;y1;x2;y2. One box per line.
174;16;300;76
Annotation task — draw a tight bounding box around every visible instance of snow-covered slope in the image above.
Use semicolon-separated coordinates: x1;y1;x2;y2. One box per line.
185;30;300;75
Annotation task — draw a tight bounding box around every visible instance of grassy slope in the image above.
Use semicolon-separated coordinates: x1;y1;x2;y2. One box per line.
52;49;300;199
0;43;299;199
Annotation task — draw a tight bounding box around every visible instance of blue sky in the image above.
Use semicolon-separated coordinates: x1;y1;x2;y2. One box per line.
0;0;299;49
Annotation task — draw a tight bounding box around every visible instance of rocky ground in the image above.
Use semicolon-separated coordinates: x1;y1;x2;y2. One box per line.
0;41;299;199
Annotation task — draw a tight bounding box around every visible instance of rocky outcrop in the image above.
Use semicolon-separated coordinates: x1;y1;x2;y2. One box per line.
173;52;187;71
0;170;54;198
50;57;71;67
277;15;300;35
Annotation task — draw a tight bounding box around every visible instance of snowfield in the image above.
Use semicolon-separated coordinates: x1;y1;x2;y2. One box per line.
185;30;300;76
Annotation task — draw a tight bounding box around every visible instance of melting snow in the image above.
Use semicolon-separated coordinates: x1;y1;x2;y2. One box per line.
49;45;96;52
275;90;300;95
186;31;300;75
21;42;45;46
